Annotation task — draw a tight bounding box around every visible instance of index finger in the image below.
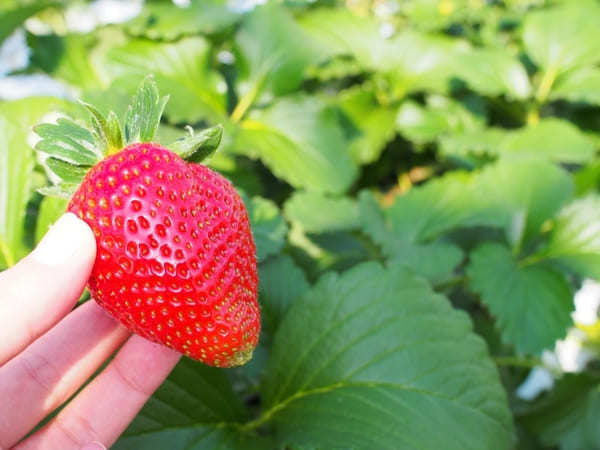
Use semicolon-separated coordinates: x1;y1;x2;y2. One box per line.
0;213;96;365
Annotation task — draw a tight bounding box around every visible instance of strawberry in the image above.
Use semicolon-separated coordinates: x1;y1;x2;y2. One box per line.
33;77;260;367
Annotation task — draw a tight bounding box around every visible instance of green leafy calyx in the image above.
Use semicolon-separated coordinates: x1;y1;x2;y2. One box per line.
33;75;223;198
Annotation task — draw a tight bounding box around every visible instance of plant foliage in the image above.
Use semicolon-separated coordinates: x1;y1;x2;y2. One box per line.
2;0;600;448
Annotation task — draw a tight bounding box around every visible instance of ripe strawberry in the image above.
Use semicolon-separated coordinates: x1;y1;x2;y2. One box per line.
34;77;260;367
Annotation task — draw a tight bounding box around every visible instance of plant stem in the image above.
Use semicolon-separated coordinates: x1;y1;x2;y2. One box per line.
231;73;267;123
0;237;14;267
535;65;559;104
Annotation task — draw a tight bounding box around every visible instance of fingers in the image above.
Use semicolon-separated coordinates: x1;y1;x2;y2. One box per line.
0;213;96;364
18;336;181;450
0;301;129;449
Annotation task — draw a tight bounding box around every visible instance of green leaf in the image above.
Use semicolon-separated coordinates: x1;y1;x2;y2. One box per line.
101;37;226;123
234;3;324;107
0;117;25;268
0;97;71;268
37;183;78;199
105;111;124;152
550;66;600;106
451;47;532;99
241;193;287;263
299;8;459;84
235;96;358;194
125;0;240;40
79;101;124;155
170;125;223;163
299;8;529;98
284;191;359;234
34;196;68;244
259;255;310;335
357;191;463;283
0;1;57;44
401;0;487;31
522;2;600;75
34;118;99;165
366;160;572;250
124;76;168;144
298;7;387;69
439;127;510;159
542;195;600;280
499;119;595;164
29;33;103;89
114;358;270;449
467;242;573;355
261;262;513;449
440;118;595;164
334;85;398;164
44;157;89;184
520;374;600;450
396;95;486;145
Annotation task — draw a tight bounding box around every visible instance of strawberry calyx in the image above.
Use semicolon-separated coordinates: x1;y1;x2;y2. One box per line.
33;75;223;198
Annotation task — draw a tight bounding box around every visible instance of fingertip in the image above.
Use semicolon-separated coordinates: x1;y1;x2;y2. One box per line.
30;213;96;267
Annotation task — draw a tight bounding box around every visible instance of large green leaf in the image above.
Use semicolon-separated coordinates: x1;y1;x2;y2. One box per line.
499;119;595;163
396;95;486;145
258;255;310;335
335;84;398;164
234;2;324;109
235;96;358;194
284;191;359;234
358;191;463;283
522;2;600;75
125;0;240;40
100;37;226;123
551;66;600;106
299;8;529;98
0;97;71;268
114;358;270;449
0;1;57;44
451;47;531;99
297;7;397;71
440;119;595;164
380;160;572;244
357;160;572;281
541;195;600;280
467;242;573;355
298;8;459;94
260;262;513;449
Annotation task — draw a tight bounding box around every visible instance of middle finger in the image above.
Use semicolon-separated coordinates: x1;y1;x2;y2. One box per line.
0;301;129;448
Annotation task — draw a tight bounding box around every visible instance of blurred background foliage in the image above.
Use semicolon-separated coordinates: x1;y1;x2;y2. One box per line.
3;0;600;448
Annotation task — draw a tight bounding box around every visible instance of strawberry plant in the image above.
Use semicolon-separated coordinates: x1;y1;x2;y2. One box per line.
2;0;600;449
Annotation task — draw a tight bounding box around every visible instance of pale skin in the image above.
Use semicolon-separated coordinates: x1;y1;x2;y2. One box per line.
0;213;181;449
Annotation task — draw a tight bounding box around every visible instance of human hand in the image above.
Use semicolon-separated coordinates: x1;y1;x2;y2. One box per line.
0;213;181;449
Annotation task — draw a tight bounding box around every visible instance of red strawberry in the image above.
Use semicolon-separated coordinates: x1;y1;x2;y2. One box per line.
34;77;260;367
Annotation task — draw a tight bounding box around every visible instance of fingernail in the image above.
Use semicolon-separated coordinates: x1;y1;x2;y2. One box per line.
80;442;106;450
30;213;94;266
